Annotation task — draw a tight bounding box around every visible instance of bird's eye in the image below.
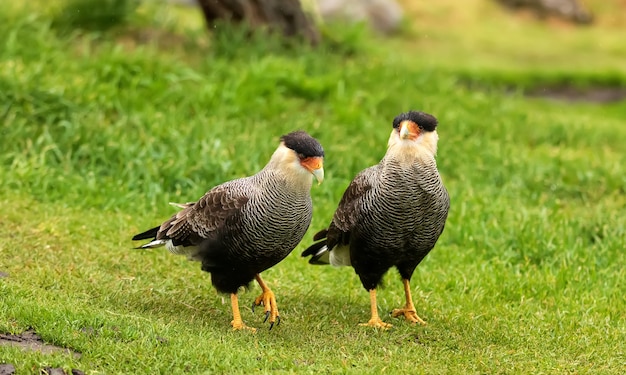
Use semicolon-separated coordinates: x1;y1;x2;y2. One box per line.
298;153;306;159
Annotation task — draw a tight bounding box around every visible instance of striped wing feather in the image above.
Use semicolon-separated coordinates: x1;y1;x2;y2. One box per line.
324;166;376;249
156;183;249;247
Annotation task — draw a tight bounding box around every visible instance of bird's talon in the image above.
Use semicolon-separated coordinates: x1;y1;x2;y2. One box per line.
231;320;257;332
391;308;426;325
359;318;392;329
276;315;281;326
253;278;280;329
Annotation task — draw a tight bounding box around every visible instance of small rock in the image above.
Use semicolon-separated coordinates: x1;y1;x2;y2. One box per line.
0;363;16;375
71;369;86;375
40;368;66;375
156;336;168;344
0;271;8;278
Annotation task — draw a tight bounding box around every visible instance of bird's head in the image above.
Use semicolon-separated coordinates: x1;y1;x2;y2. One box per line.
388;110;439;158
272;130;324;186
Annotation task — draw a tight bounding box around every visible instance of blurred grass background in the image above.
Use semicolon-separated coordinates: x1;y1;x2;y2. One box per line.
1;0;625;373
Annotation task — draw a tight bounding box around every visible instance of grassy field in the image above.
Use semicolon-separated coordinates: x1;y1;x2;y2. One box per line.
1;0;625;373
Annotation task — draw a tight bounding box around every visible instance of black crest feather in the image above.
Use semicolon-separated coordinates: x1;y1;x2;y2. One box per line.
392;111;438;132
281;131;324;158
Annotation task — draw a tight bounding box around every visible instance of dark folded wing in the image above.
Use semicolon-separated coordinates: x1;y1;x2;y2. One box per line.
156;182;250;247
324;166;377;249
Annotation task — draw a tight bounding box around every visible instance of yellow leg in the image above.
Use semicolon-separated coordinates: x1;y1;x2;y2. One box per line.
252;274;280;329
230;293;256;332
391;279;426;325
359;289;392;329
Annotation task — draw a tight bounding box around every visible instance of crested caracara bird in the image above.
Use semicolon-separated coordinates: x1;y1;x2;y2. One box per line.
133;131;324;331
302;111;449;328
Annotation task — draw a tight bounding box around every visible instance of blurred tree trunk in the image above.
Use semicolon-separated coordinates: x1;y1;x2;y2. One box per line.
196;0;320;45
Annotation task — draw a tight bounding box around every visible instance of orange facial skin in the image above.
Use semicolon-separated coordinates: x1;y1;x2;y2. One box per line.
300;156;324;184
399;120;420;141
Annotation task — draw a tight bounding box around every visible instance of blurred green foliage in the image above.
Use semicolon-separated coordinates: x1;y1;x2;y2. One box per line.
52;0;140;32
0;1;625;374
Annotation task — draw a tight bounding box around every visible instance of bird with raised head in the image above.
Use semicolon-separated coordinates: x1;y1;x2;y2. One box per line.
133;131;324;331
302;111;449;328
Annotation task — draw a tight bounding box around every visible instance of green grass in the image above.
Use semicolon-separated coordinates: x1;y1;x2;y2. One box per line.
1;1;625;373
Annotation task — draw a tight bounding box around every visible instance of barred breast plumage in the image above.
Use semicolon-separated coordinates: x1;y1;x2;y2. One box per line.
133;130;324;331
359;156;449;265
302;111;449;328
200;169;313;272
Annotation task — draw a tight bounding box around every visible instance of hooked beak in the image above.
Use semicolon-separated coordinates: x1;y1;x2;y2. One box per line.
301;156;324;185
312;167;324;185
399;120;419;140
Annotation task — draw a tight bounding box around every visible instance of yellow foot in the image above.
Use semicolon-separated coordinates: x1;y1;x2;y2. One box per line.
359;317;392;329
230;319;257;332
391;308;427;325
252;290;280;329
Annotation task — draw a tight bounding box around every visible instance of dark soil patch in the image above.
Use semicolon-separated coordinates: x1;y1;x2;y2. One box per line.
41;368;85;375
525;86;626;103
0;364;85;375
41;369;65;375
0;364;16;375
0;330;80;358
460;77;626;104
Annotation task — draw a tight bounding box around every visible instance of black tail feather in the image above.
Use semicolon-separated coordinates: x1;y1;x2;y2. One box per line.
132;226;159;241
301;240;327;258
312;229;328;241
